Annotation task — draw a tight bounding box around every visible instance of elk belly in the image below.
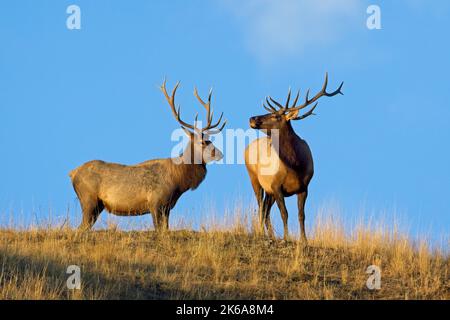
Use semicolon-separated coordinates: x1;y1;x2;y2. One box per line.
100;187;151;216
281;171;303;196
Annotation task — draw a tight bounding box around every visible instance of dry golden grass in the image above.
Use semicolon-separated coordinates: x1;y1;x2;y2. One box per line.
0;208;448;300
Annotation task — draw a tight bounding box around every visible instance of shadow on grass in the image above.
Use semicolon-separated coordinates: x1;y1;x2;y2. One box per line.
0;246;264;299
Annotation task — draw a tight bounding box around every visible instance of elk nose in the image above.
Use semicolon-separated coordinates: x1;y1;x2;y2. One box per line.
215;149;224;161
249;117;260;129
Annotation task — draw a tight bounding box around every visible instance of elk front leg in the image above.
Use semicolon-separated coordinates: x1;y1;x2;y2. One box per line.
297;190;308;244
161;207;171;231
150;212;158;231
274;192;289;240
248;174;265;235
155;207;170;232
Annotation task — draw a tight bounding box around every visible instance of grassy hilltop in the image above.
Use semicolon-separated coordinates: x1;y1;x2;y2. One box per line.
0;211;449;300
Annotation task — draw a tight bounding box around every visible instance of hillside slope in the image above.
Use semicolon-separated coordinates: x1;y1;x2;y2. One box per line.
0;224;448;300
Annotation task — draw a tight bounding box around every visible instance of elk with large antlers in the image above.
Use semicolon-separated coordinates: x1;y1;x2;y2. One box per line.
245;73;343;243
69;80;226;231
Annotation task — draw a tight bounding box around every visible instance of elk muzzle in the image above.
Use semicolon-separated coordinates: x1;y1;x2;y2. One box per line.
213;148;224;161
203;144;223;163
249;116;262;129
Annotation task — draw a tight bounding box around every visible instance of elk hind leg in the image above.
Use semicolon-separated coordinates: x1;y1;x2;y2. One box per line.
78;197;104;231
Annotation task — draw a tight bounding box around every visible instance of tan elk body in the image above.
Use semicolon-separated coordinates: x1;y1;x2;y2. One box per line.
69;81;226;231
245;73;344;242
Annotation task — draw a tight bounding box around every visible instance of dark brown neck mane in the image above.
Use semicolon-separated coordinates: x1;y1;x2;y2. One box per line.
175;143;207;191
273;122;304;168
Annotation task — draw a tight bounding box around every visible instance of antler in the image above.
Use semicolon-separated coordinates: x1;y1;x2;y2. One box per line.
263;72;344;120
289;72;344;119
264;87;299;113
193;87;227;134
160;79;198;132
160;79;226;135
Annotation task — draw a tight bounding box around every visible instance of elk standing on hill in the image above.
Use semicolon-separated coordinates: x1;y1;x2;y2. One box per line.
69;80;226;231
245;73;343;242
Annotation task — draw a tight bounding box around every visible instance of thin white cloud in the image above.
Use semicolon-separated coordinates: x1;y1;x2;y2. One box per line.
221;0;363;63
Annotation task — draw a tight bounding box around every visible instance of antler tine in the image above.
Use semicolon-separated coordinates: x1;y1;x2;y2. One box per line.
263;102;274;113
268;96;284;110
208;88;213;103
194;113;199;131
216;119;227;132
291;90;300;108
205;111;225;131
175;105;197;131
193;87;207;105
266;98;278;111
322;72;329;93
304;89;310;106
207;88;213;125
160;80;196;131
318;72;344;97
193;86;226;134
320;72;343;97
263;88;302;113
285;88;291;108
160;79;180;116
326;80;344;97
265;98;278;112
204;119;227;135
194;87;214;127
294;102;319;121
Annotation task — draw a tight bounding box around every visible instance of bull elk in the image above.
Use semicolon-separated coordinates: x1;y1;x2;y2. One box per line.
245;73;344;243
69;80;226;231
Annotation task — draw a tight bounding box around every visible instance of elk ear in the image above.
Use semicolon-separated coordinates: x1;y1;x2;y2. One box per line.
181;127;195;140
285;109;299;121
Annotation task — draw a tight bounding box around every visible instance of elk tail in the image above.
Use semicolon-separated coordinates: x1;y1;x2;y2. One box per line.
69;167;80;181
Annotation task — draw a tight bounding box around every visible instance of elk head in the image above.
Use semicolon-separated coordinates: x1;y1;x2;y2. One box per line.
250;73;344;132
160;80;227;164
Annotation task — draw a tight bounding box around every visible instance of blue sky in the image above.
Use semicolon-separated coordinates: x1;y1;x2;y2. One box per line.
1;0;449;241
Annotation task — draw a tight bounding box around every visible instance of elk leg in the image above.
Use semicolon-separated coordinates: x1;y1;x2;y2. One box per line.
155;207;169;233
248;175;265;234
161;207;170;231
150;212;158;230
155;210;163;232
297;190;308;244
274;193;289;240
78;198;104;231
258;190;266;235
263;195;275;239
